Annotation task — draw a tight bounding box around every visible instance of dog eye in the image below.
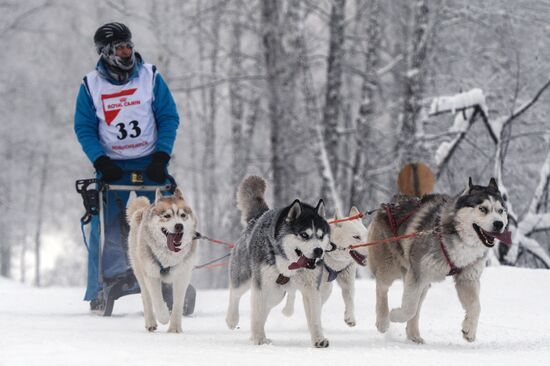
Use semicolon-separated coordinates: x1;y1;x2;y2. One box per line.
180;213;187;219
353;235;361;240
497;208;504;214
479;207;488;214
163;213;172;219
299;232;309;239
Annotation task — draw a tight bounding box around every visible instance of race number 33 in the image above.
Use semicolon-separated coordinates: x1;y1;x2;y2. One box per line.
115;120;141;140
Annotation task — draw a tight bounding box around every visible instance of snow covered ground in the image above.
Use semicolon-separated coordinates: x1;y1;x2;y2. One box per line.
1;266;549;366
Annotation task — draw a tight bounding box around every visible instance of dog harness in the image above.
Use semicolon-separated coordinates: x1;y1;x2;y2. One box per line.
433;216;462;276
323;263;341;282
276;274;290;285
315;262;352;289
437;231;462;276
150;251;171;276
383;199;422;235
385;200;462;276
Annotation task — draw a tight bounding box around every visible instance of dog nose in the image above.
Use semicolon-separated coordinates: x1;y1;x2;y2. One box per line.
493;221;504;231
313;247;323;258
174;223;184;233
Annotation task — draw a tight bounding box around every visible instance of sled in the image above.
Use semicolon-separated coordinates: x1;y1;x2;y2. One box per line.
76;175;196;317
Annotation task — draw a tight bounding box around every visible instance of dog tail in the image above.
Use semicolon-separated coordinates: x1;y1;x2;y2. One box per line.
126;196;150;225
237;176;270;226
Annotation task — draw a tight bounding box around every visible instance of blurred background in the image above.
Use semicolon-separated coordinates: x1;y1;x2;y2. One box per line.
1;0;549;289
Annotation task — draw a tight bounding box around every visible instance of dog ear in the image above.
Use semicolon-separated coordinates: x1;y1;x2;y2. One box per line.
316;199;326;218
334;207;342;220
488;177;498;190
332;207;343;227
286;199;302;222
155;188;163;202
174;187;185;201
349;206;360;216
460;177;474;196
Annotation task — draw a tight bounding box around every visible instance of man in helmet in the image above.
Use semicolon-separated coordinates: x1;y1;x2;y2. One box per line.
74;22;180;311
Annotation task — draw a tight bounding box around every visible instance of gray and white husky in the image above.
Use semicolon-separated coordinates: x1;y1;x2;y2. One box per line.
126;188;198;333
226;176;332;347
282;206;369;328
366;178;510;344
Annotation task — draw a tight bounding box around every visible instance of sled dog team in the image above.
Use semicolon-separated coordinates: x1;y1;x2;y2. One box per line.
126;175;510;347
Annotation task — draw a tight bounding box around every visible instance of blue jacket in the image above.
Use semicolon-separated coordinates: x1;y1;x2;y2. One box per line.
74;54;179;163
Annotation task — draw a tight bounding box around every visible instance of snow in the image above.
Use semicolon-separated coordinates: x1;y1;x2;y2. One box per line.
2;267;550;366
528;149;550;214
519;212;550;235
434;109;473;166
429;88;488;117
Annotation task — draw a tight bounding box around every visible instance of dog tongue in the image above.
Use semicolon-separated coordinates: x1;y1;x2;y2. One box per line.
288;255;316;270
166;233;183;253
349;250;367;266
486;230;512;245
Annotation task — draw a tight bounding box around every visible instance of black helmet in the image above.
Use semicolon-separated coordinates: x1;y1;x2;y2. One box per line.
94;22;132;54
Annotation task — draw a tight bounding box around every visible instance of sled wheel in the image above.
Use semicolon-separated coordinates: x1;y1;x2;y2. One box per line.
100;280;125;317
183;285;196;316
102;294;115;317
90;290;115;317
161;283;196;316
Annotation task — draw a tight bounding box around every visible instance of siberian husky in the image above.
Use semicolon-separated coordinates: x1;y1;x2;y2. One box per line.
225;176;332;347
366;178;511;343
126;188;198;333
282;207;369;328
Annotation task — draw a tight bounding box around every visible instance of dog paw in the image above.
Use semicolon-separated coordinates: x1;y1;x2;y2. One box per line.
462;328;476;342
156;306;170;325
376;317;390;333
462;318;477;342
167;323;183;333
389;308;411;323
225;314;239;330
406;329;425;344
251;336;272;345
344;315;356;327
145;320;157;332
407;334;425;344
314;338;329;348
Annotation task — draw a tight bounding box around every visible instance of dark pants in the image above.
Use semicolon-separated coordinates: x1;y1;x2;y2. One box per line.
84;155;168;301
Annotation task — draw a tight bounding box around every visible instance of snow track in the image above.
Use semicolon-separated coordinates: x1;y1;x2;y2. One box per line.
1;267;549;366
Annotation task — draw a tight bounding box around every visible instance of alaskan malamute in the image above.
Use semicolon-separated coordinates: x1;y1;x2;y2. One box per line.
366;177;510;343
226;176;331;347
126;188;198;333
282;206;369;328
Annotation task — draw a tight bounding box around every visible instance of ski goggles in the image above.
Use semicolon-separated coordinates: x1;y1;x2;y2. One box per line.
113;41;134;51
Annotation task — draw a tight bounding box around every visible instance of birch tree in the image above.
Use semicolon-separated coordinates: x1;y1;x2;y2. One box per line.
349;0;381;212
320;0;345;212
261;0;301;204
398;0;431;167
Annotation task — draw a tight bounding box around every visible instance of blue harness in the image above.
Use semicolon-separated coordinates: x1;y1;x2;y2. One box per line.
151;252;171;275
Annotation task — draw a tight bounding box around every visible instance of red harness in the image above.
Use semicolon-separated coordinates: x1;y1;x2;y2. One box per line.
438;231;462;276
383;199;461;276
383;200;422;236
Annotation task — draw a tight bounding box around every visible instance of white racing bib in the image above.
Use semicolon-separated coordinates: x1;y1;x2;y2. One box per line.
85;64;157;159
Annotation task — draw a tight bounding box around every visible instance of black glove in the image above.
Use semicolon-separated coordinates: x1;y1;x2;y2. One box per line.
145;152;170;183
94;156;123;182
